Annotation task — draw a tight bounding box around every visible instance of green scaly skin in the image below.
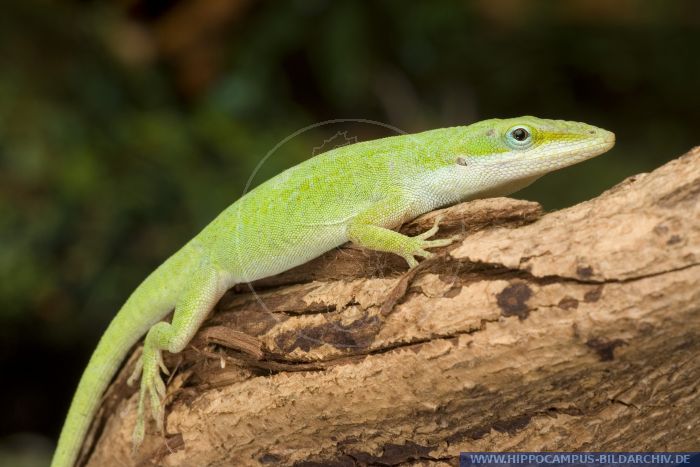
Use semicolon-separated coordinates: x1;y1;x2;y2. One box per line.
51;116;615;466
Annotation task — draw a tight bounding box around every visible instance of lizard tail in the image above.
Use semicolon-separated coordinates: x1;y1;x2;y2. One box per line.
51;248;189;467
50;310;147;467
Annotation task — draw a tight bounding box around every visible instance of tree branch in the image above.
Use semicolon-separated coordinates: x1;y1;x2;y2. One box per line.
85;147;700;466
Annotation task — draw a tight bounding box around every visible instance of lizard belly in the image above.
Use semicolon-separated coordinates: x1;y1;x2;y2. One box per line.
228;223;349;283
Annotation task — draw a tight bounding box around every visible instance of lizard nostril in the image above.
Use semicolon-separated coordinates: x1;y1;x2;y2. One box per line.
588;130;596;135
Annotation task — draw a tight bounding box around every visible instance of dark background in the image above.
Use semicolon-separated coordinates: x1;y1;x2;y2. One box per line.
1;0;698;464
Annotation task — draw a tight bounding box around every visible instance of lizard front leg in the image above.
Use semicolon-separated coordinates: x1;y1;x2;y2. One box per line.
129;256;225;450
347;192;454;268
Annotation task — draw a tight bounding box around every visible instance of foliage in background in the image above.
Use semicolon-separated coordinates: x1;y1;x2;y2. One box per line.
0;0;698;459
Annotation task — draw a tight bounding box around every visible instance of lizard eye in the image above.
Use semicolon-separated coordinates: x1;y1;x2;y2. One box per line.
505;125;534;149
511;127;529;141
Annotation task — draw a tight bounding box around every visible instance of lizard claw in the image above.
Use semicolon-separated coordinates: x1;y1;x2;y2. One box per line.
131;346;168;453
402;216;454;268
415;214;444;240
127;357;143;387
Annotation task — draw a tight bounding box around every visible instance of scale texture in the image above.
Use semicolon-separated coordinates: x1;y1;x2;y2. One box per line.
51;116;614;467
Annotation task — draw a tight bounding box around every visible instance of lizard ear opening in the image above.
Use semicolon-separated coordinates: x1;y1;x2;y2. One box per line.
456;156;468;166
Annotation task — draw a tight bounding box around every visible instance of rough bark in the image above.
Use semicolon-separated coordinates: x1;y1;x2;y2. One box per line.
84;148;700;467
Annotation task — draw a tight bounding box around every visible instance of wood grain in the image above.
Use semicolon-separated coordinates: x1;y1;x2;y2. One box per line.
84;148;700;466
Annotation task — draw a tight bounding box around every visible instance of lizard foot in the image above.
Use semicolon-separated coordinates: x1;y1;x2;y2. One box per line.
402;215;456;268
130;344;169;453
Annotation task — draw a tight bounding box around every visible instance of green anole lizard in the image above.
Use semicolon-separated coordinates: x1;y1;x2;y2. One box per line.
51;116;615;466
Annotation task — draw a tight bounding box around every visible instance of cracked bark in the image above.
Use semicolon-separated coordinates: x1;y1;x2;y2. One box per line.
84;148;700;467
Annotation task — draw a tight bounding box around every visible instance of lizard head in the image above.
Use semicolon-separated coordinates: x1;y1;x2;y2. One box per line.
449;116;615;198
461;116;615;174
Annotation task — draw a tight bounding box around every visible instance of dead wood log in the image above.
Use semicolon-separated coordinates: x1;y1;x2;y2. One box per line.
84;148;700;466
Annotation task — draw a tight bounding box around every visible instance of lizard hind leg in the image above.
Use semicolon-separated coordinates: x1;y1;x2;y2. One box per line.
131;261;225;452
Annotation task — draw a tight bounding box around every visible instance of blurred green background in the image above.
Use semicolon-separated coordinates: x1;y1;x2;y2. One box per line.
0;0;698;463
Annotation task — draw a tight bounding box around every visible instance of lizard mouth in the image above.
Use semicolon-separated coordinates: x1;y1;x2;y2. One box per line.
471;134;615;174
511;132;616;174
